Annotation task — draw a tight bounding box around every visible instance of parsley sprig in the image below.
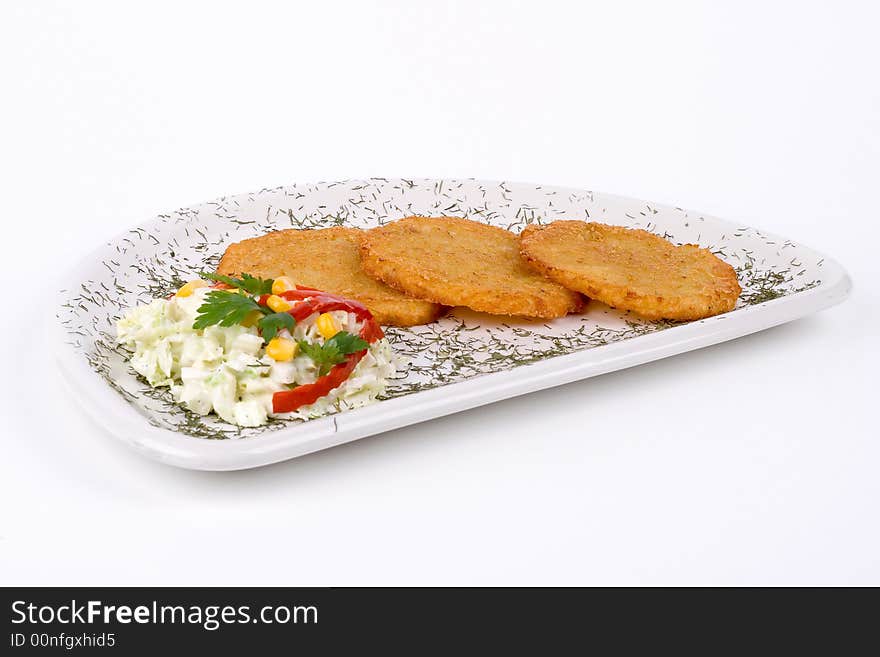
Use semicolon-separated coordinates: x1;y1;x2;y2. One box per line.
192;272;299;340
192;291;299;341
297;331;369;375
199;272;274;295
192;290;264;330
258;312;296;342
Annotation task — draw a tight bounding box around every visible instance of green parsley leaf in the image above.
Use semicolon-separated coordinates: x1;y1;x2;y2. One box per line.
295;341;330;374
258;312;296;343
297;331;369;376
193;290;265;330
199;271;274;295
326;331;370;355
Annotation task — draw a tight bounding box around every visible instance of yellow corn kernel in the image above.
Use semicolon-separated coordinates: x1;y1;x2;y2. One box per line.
266;337;298;361
266;295;292;313
175;279;208;297
316;312;340;340
271;276;296;295
240;309;263;327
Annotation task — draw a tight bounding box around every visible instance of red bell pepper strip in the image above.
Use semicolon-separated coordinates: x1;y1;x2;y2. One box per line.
271;351;365;413
270;292;384;413
257;292;379;333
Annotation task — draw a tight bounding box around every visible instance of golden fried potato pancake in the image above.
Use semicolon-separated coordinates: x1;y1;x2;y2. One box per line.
360;216;583;319
218;227;444;326
519;221;741;320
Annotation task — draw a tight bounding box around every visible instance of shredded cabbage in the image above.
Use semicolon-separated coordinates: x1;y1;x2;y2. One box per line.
115;288;395;427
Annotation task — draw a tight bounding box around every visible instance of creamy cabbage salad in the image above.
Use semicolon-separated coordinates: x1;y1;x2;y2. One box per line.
116;280;395;427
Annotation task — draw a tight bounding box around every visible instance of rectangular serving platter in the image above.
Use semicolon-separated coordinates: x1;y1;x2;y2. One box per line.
56;178;851;470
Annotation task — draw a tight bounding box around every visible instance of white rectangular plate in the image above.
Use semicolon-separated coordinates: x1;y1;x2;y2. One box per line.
56;178;851;470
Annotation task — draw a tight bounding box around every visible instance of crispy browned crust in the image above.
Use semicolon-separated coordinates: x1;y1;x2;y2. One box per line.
519;221;741;321
360;216;583;319
518;224;545;241
217;227;445;327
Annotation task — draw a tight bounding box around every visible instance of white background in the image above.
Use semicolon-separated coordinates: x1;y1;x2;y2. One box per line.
1;1;877;585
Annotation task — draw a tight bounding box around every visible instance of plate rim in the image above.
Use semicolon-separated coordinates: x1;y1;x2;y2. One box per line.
54;179;853;470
